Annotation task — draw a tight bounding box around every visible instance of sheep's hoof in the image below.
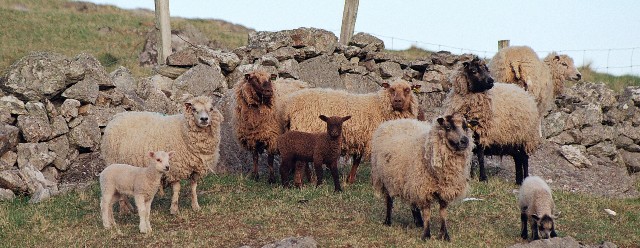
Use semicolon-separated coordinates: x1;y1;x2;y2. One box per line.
521;232;528;240
438;233;450;242
192;204;201;212
383;220;391;226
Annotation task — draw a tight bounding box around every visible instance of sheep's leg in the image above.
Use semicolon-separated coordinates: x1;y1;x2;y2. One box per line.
550;227;557;238
328;161;342;192
411;204;424;227
280;157;292;188
520;211;529;240
476;146;487;182
314;162;324;187
100;193;113;229
170;182;181;215
514;151;528;185
109;193;119;227
190;174;201;212
531;219;539;240
383;190;393;226
438;199;450;241
251;149;260;181
267;153;276;184
304;162;313;183
134;195;148;233
293;161;303;188
420;204;432;240
347;154;362;184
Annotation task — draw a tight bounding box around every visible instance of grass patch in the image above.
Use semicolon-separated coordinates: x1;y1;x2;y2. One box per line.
1;166;638;247
579;63;640;92
385;45;433;61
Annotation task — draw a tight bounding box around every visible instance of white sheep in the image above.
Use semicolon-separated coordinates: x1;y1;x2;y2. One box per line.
518;175;558;240
444;56;541;185
232;70;308;183
371;113;474;241
101;95;223;214
100;150;174;233
489;46;581;117
279;79;420;184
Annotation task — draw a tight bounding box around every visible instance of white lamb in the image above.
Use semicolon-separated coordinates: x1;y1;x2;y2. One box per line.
518;175;558;240
100;150;175;233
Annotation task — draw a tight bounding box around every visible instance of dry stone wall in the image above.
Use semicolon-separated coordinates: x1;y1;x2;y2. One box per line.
0;27;638;202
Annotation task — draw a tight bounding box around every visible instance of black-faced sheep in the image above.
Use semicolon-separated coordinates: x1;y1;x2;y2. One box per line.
279;80;420;184
371;113;474;241
101;95;223;215
519;175;558;240
444;56;541;185
277;115;351;192
100;150;174;233
232;70;308;183
489;46;581;117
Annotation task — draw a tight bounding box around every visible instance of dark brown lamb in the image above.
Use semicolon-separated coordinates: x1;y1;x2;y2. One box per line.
277;115;351;192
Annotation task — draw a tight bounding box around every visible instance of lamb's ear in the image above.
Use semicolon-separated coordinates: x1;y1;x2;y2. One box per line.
381;82;390;89
167;151;175;158
437;117;445;126
270;74;277;81
244;73;252;80
148;151;155;158
531;214;540;221
342;116;351;122
319;115;328;122
554;55;560;61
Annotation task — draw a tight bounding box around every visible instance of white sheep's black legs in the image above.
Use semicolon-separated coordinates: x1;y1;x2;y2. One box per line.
411;204;424;227
383;190;393;226
476;146;488;182
514;151;529;185
190;174;201;212
520;210;529;240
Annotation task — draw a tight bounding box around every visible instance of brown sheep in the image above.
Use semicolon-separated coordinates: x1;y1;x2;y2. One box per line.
277;115;351;192
233;70;308;183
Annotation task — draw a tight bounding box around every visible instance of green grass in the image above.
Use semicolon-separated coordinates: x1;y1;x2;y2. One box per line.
0;0;249;77
1;167;638;247
579;63;640;92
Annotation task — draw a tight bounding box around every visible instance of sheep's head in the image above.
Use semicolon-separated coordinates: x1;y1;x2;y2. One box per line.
531;214;557;239
436;113;471;153
545;53;582;82
382;80;419;112
319;115;351;139
149;150;174;173
462;57;494;93
184;96;216;128
244;71;276;104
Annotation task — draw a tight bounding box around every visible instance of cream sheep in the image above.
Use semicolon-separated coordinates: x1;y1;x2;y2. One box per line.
100;150;174;233
280;79;420;184
518;176;558;240
232;70;308;183
543;52;582;95
371;113;474;241
489;46;581;117
101;95;223;215
444;56;541;185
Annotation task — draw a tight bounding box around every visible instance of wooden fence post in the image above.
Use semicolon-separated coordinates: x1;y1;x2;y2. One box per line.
339;0;359;45
155;0;171;65
498;40;510;51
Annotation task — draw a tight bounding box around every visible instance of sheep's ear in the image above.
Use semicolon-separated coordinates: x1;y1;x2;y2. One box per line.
244;73;252;80
553;55;560;61
381;82;390;89
342;116;351;122
184;102;193;111
270;74;277;81
148;151;155;158
319;115;328;122
531;214;540;221
437;117;445;126
168;151;175;158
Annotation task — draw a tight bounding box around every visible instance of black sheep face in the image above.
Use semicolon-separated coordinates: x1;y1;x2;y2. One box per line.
463;58;494;93
437;113;471;153
319;115;351;139
245;72;276;103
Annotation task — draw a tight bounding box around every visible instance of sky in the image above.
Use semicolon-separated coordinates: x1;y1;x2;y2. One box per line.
87;0;640;76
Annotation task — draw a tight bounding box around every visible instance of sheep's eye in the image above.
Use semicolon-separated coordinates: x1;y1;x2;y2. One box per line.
404;88;410;93
562;62;568;66
471;69;478;73
156;159;161;162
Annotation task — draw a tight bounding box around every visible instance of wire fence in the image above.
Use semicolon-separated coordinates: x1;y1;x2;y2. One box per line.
361;31;640;76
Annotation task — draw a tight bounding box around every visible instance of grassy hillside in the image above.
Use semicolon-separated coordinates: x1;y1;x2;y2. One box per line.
0;0;250;77
1;167;638;247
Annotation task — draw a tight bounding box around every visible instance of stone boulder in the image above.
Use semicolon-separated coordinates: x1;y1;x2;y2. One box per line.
1;52;84;101
68;115;101;151
0;124;19;155
197;46;241;73
17;143;55;171
110;66;137;95
0;188;15;201
248;27;338;56
72;53;113;87
560;145;592;168
62;77;99;104
173;64;228;98
349;32;384;52
0;95;27;115
298;54;342;89
507;236;616;248
0;151;17;170
16;102;52;143
260;236;318;248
